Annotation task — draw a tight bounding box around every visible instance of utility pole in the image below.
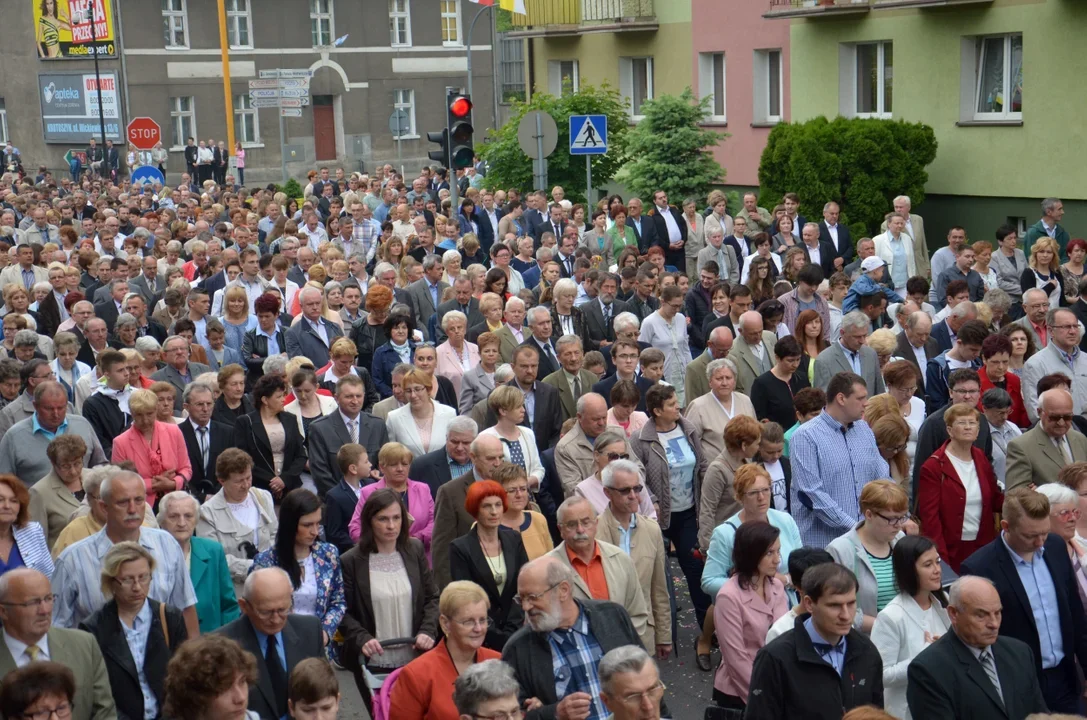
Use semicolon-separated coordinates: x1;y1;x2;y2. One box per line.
88;1;107;149
216;0;236;165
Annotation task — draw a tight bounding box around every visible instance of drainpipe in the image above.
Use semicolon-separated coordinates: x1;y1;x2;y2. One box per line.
113;0;131;121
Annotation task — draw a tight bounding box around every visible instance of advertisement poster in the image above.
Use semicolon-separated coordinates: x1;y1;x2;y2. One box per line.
39;72;122;143
34;0;116;59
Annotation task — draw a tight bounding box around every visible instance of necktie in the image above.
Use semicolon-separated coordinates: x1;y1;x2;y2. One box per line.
265;635;288;718
603;303;611;326
545;343;558;368
197;426;209;473
26;644;40;661
978;649;1004;705
1061;437;1074;464
573;374;582;398
349;419;359;444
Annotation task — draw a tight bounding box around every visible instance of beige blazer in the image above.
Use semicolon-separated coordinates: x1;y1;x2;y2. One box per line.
684;350;712;406
197;487;278;596
698;449;747;552
548;539;652;651
684;391;756;461
543;368;600;424
29;469;87;551
727;331;777;395
0;627;116;720
881;212;928;278
1005;424;1087;491
555;426;597;496
597;507;671;648
371;396;401;421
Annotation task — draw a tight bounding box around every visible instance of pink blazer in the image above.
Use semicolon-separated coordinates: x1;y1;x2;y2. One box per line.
348;479;434;560
435;340;479;400
111;421;192;505
714;575;788;702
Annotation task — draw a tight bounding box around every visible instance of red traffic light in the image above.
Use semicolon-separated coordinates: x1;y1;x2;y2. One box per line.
450;96;472;118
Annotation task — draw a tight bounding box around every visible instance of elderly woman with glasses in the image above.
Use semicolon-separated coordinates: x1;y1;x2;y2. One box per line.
110;389;192;507
389;582;504;720
917;403;1002;573
79;541;187;720
827;480;912;633
575;430;656;519
0;663;78;720
452;661;523;720
491;462;553;562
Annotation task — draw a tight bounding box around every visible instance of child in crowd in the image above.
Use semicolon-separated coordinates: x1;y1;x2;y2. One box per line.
324;443;371;554
782;387;826;456
582;351;606;381
639;347;666;385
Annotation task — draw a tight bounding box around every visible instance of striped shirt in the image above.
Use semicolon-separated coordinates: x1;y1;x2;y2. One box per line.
868;549;896;612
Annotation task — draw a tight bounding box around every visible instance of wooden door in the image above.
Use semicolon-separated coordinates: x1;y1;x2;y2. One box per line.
313;102;336;161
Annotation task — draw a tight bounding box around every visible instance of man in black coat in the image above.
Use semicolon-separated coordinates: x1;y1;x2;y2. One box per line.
819;201;854;270
625;198;657;255
960;488;1087;714
178;384;229;502
745;564;883;720
217;568;324;720
501;557;645;720
521;308;561;379
581;273;630;354
649;190;688;272
501;346;562;450
533;204;567;247
907;575;1048;720
408;417;478;499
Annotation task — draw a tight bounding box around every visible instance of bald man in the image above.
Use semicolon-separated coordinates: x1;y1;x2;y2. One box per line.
726;311;777;395
685;326;734;403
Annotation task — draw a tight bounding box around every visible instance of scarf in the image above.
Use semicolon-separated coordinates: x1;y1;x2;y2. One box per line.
94;378;132;417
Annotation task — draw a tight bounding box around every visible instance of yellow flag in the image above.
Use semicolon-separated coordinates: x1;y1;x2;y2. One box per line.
500;0;528;14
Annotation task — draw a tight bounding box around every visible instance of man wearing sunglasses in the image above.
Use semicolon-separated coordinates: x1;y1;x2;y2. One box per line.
1006;388;1087;491
596;460;672;661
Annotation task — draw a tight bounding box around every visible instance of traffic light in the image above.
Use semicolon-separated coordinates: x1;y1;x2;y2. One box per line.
447;93;474;169
426;128;449;168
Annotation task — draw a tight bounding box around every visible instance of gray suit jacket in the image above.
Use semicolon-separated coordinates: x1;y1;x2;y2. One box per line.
727;331;777;395
0;627;117;720
129;273;163;308
151;362;212;412
813;342;886;395
1020;341;1087;422
459;364;495;414
306;410;388;496
284;317;344;369
1004;424;1087;491
405;278;449;340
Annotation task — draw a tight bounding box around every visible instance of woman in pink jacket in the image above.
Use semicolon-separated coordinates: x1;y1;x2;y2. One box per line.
713;520;789;711
111;388;192;506
347;442;434;562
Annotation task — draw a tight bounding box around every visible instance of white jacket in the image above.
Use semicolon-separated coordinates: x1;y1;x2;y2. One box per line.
872;230;917;283
871;592;951;720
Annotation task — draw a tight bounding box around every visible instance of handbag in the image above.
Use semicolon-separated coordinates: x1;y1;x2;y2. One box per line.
158;602;169;647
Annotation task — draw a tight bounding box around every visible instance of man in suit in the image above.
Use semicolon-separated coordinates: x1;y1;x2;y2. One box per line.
130;255;164;309
819;201;854;271
534;203;567;248
878;196;929;278
485;346;562;453
897;310;940;395
799;222;838;279
684;327;734;406
102;140;119;180
813;310;886;395
727;311;778;396
180;384;229;502
495;297;525;364
649;190;688;272
543;336;599;425
431;434;506;588
626;197;658;254
409;417;477;499
0;245;49;292
594;340;656;411
151;336;211;413
960;487;1087;714
284;286;343;369
92;278;128;335
906;575;1047;720
1005;388;1087;491
476;191;505;251
521;306;561;378
501;556;646;720
433;277;483;344
0;568;116;720
218;568;323;720
307;376;387;497
1021;306;1087;422
547;496;652;651
404;256;448;341
582;273;630;354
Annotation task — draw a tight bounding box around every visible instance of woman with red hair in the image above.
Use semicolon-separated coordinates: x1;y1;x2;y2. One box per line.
241;292;287;386
448;480;528;650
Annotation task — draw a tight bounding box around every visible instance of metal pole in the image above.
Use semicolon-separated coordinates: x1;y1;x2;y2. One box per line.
278;71;288;184
216;0;236;162
490;6;499;132
112;0;131;121
466;5;490;103
89;1;106;149
535;112;544;191
586;155;592;206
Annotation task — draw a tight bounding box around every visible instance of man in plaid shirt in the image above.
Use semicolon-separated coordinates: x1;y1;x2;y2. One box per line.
349;201;380;264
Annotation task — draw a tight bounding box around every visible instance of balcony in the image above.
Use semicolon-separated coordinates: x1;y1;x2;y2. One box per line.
764;0;991;18
509;0;657;37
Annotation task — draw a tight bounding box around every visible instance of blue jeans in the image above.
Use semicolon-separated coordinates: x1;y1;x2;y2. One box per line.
662;506;710;628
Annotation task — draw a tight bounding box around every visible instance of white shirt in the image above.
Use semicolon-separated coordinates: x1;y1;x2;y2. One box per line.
948;452;982;541
806;242;821;266
657;205;681;244
3;630;50;667
506;323;524;343
306;316;329;347
826;223;840;250
911;344;928;386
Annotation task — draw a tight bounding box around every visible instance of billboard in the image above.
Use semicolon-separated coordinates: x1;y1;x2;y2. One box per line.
34;0;116;59
38;72;122;143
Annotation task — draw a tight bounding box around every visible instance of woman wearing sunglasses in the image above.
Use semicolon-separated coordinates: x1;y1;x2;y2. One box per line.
574;430;656;520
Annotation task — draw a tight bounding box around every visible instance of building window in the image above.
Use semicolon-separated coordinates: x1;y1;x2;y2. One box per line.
161;0;188;49
311;0;334;47
498;36;525;103
698;52;726;122
548;60;579;96
753;49;783;124
234;94;259;144
974;33;1022;120
619;57;654;119
169;96;195;149
441;0;461;46
392;89;416;138
225;0;251;48
854;41;892;118
390;0;411;47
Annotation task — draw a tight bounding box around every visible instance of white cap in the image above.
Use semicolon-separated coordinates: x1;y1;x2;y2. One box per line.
861;256;886;272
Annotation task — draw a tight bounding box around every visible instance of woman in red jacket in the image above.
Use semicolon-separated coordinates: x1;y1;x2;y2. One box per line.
917;403;1003;572
978;333;1029;428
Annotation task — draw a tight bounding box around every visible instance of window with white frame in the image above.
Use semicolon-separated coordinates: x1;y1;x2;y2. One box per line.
753;49;783;124
548;60;579;96
441;0;461;46
169;96;195;149
392;89;416;138
234;94;259;144
311;0;334;47
162;0;188;49
698;52;726;122
854;41;892;117
390;0;411;47
619;57;654;119
0;100;7;145
974;33;1022;120
225;0;252;48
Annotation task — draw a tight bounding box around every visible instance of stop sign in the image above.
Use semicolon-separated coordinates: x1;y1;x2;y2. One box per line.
127;117;161;151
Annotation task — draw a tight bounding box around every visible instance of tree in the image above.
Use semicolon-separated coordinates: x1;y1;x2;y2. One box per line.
757;117;938;238
479;82;630;204
624;88;727;205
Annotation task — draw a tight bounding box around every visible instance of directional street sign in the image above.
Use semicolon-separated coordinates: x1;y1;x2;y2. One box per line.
248;79;280;89
569;115;608;155
250;99;281;109
260;69;313;79
277;98;303;108
278;88;308;98
278;79;310;89
280;108;303;117
249;89;282;99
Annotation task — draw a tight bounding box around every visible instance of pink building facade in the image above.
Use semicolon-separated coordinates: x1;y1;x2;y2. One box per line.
691;0;791;188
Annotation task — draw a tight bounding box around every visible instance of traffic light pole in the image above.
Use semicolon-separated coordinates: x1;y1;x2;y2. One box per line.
465;5;490;120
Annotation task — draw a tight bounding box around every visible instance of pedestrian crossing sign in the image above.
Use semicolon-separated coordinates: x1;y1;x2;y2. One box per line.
569;114;608;155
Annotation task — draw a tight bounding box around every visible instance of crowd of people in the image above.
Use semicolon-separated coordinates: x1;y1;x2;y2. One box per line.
0;152;1084;720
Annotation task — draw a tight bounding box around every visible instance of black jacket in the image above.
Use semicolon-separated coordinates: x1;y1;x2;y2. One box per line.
450;526;528;651
79;599;188;720
240;326;287;387
212;394;255;429
179;418;231;502
482;379;562;451
81;391;132;459
819;221;854;265
409;448;455;499
581;298;631;352
325;478;364;554
745;613;884;720
232;411;308;495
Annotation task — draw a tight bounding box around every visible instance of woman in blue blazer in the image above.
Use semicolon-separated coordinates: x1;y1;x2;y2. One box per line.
251;489;346;657
370;312;416;398
0;475;53;579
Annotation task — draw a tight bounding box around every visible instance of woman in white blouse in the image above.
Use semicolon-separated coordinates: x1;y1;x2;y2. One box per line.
479;385;544;491
387;369;456;457
871;535;951;720
639;285;693;406
196;447;278;598
435;310;480;401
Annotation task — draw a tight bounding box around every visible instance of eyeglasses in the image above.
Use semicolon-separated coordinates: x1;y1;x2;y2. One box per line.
561;518;595;531
604;452;630;462
744;488;772;498
473;710;523;720
114;573;152;589
514;581;562;606
252;604;293;620
0;594;56;609
1056;508;1081;521
616;682;667;706
609;484;644;496
876;512;911;527
18;702;71;720
451;617;492;630
1045;413;1074;423
1049;324;1079;331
